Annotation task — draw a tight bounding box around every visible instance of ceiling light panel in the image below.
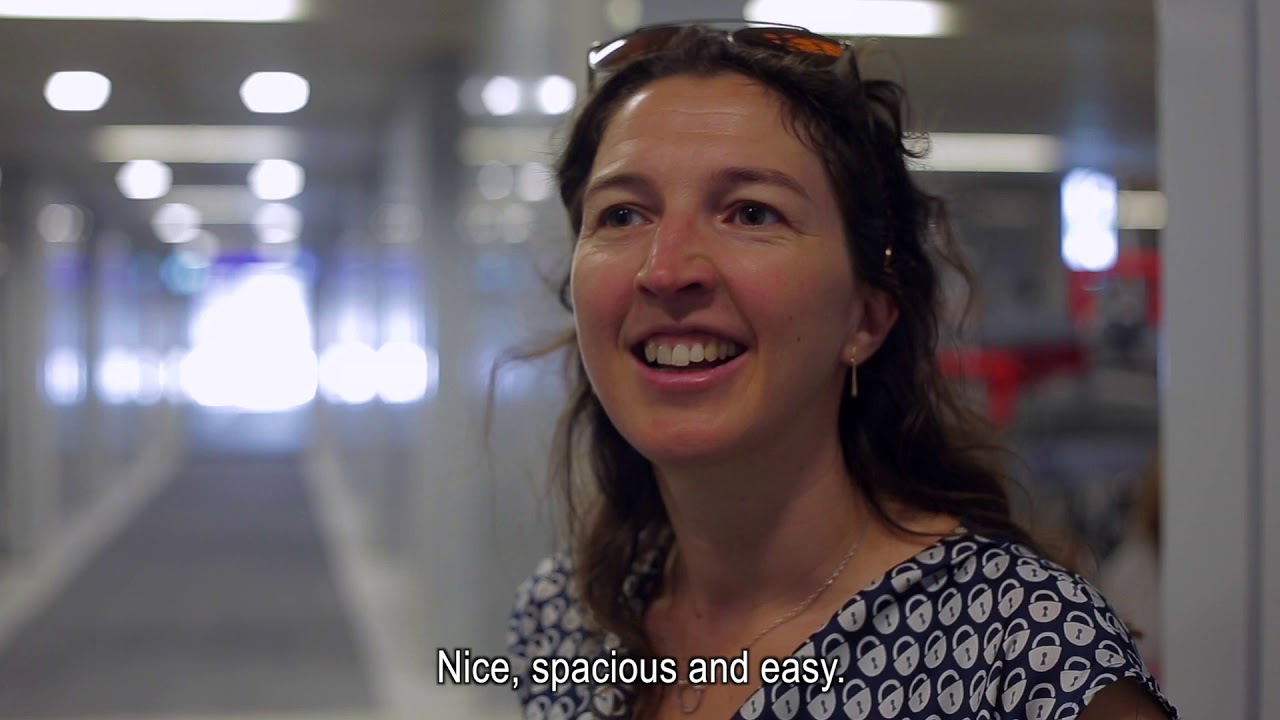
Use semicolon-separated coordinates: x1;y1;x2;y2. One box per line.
115;159;172;199
248;159;305;200
0;0;305;22
744;0;955;38
910;133;1062;173
93;126;301;163
44;71;111;111
240;72;310;114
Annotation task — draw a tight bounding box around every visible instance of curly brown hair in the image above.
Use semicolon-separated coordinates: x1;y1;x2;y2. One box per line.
528;25;1040;716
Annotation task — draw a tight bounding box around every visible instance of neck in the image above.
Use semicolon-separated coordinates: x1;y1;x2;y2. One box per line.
656;431;869;620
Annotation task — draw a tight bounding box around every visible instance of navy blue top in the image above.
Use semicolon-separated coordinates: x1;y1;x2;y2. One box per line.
509;528;1178;719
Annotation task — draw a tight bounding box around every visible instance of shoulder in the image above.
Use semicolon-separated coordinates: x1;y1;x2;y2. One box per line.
956;534;1179;719
812;532;1177;719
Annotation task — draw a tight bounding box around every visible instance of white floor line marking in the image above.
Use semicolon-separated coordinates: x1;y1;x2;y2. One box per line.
0;407;185;654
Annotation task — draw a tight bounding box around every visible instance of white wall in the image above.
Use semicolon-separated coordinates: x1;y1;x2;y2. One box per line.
1160;0;1279;717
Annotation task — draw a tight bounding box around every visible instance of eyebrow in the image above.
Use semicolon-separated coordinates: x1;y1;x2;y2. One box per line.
582;166;812;203
713;166;812;202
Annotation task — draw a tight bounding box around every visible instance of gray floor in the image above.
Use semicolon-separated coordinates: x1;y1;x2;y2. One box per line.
0;453;374;718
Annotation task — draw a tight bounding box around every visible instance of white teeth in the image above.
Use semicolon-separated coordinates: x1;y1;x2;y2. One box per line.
642;339;742;367
671;345;690;366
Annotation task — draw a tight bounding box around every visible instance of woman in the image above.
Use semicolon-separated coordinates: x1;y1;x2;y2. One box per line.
508;22;1176;720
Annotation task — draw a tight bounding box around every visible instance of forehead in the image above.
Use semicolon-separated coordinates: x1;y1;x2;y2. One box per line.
596;73;817;163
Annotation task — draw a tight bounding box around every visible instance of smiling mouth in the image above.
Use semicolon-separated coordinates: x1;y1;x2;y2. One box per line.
634;339;743;371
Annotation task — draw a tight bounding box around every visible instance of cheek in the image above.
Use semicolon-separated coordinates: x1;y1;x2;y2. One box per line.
570;250;631;349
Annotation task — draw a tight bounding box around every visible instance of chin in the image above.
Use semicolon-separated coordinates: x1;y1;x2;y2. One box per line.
624;425;747;470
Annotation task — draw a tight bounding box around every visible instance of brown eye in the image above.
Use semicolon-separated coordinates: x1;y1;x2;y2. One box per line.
735;203;781;226
603;207;642;227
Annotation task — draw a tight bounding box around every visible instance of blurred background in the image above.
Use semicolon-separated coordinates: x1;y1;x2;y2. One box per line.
0;0;1233;717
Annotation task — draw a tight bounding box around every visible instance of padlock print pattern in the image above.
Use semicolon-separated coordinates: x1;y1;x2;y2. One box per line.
508;529;1179;719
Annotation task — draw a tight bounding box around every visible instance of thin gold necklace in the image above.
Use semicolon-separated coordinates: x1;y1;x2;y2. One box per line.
661;523;869;715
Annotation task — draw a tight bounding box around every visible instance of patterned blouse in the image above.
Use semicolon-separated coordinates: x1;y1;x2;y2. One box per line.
508;528;1178;719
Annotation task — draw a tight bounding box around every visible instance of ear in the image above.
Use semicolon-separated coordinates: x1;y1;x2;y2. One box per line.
842;286;899;365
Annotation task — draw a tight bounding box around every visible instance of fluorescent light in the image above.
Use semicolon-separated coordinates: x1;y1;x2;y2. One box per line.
910;133;1062;173
457;127;555;165
93;125;301;163
535;75;576;114
45;347;85;405
97;348;142;405
477;162;514;201
163;186;256;223
1118;190;1166;230
516;162;553;202
319;342;380;404
36;204;85;243
253;202;302;244
151;203;202;244
116;159;172;199
744;0;955;37
481;76;521;116
0;0;305;22
44;71;110;111
1061;168;1119;272
239;72;309;113
377;342;433;404
248;159;305;200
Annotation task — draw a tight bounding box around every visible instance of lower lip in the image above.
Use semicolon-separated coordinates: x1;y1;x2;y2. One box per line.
632;352;746;392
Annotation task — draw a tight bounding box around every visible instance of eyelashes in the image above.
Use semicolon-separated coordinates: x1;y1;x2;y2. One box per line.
592;201;787;232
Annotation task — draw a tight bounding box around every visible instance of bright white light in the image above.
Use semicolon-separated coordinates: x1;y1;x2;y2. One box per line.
535;75;575;114
377;341;434;404
135;350;166;405
910;133;1062;173
1061;168;1119;272
517;162;552;202
116;159;172;199
1118;190;1167;230
36;204;85;243
248;159;304;200
94;125;301;163
44;71;110;111
477;162;514;201
744;0;954;37
240;72;309;114
97;348;141;405
0;0;304;22
183;268;316;411
152;203;202;244
319;341;380;404
253;202;303;244
481;76;521;116
44;347;84;405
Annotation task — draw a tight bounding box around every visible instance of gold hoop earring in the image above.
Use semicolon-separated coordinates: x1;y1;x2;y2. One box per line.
849;347;858;398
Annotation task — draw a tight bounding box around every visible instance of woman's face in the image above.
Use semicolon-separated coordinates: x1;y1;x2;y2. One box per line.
570;72;871;469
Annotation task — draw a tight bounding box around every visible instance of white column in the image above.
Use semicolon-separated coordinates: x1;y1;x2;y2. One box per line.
1160;0;1278;716
1259;0;1280;716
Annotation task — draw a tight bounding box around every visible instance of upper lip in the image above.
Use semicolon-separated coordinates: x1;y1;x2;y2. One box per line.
626;322;750;349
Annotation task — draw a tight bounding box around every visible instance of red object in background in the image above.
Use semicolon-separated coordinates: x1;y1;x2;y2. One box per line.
940;248;1160;425
939;344;1086;425
1068;247;1162;327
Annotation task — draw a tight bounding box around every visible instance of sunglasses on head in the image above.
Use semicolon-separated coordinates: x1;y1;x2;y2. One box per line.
586;21;850;91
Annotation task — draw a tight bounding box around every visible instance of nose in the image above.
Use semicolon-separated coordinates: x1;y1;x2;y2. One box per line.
634;213;717;298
